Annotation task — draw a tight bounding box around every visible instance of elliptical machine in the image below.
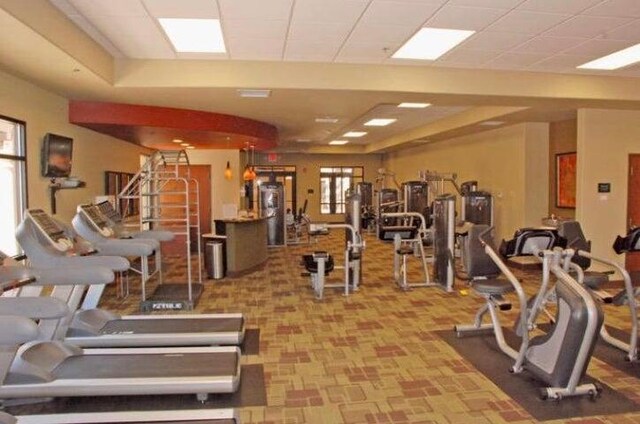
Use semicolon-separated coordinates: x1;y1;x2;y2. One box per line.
455;225;604;400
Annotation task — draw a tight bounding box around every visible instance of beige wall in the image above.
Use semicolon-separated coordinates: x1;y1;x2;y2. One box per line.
0;69;150;222
548;119;577;219
576;109;640;262
383;123;549;241
255;153;383;222
186;149;242;221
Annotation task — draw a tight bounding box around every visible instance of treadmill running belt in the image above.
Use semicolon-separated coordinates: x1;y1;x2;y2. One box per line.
95;421;235;424
100;318;243;335
55;352;238;379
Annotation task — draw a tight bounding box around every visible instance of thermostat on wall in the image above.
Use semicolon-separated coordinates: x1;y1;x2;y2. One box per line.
598;183;611;193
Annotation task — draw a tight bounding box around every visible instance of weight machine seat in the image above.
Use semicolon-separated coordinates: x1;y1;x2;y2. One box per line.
302;254;334;275
378;225;418;241
569;270;609;289
396;246;414;256
471;278;514;296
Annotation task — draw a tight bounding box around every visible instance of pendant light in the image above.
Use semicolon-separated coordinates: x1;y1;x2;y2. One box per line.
224;161;232;181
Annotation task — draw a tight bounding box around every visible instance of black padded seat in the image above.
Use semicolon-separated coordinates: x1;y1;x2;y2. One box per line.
396;246;414;255
569;270;609;289
471;278;514;295
302;254;334;274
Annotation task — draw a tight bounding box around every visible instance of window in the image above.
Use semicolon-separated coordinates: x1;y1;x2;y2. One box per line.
320;167;363;214
0;116;27;256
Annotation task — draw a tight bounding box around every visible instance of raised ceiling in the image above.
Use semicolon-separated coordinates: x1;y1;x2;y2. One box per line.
1;0;640;153
50;0;640;76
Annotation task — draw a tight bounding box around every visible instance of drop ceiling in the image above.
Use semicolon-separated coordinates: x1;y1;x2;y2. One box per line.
1;0;640;153
50;0;640;76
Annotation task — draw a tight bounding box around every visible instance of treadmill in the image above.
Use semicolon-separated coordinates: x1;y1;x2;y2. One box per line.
0;264;241;404
16;209;245;347
0;314;239;424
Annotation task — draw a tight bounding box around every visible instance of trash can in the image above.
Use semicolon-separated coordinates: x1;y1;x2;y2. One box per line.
205;239;225;280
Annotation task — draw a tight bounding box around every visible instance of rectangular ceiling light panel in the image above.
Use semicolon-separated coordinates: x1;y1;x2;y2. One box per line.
398;103;431;108
159;18;226;53
578;43;640;70
364;119;397;126
393;28;475;60
343;131;367;137
329;140;349;145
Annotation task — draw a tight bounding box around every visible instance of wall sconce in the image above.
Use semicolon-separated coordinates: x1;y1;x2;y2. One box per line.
224;161;232;181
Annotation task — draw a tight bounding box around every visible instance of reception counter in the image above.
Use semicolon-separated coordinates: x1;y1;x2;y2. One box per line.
214;217;268;277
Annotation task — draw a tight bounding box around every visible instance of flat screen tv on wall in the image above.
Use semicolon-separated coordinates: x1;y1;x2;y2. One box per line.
42;133;73;178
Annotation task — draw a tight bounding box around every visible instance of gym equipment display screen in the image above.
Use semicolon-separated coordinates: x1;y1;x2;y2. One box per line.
42;133;73;178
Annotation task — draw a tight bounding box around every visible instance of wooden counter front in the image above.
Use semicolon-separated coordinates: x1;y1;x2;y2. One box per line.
214;218;268;276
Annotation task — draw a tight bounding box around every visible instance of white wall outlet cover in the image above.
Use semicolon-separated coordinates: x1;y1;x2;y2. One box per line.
599;194;608;201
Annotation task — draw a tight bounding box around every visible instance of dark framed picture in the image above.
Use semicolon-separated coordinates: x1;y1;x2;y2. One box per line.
42;133;73;178
556;152;577;209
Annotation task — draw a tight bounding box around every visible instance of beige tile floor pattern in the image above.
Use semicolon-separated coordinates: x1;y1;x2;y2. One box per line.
99;232;640;424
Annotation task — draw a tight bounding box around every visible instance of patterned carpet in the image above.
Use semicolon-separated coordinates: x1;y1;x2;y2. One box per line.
98;231;640;424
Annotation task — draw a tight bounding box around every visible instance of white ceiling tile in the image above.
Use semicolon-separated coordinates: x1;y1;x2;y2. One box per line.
486;10;570;34
284;40;342;61
360;1;440;27
604;20;640;40
380;0;447;5
446;0;525;8
517;0;604;14
488;51;552;67
348;23;416;44
84;15;175;58
226;37;285;60
527;53;595;69
218;0;293;21
337;41;391;62
66;14;125;57
544;15;632;38
426;6;509;31
514;36;587;54
563;38;634;56
68;0;148;17
142;0;219;18
292;0;369;23
583;0;640;18
460;31;532;51
224;19;289;39
288;21;353;42
437;48;502;65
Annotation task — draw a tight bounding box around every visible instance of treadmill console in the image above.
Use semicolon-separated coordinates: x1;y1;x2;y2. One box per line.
78;204;114;237
25;209;74;252
96;200;122;224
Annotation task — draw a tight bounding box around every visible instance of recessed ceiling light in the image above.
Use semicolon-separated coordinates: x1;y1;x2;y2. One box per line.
172;139;183;143
578;43;640;70
480;121;505;126
343;131;367;138
158;18;225;53
237;89;271;98
364;119;397;127
315;117;339;123
392;27;475;60
186;146;195;149
398;102;431;108
329;140;349;145
180;143;190;147
296;139;311;143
